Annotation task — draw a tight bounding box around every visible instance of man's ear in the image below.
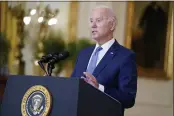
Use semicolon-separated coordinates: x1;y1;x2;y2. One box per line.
110;18;116;31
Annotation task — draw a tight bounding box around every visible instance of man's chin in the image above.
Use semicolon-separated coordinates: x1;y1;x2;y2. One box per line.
92;35;99;41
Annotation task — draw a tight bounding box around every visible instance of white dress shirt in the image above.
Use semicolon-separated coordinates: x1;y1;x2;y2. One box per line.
87;38;115;92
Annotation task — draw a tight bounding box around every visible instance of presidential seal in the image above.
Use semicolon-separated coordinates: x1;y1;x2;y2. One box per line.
21;85;52;116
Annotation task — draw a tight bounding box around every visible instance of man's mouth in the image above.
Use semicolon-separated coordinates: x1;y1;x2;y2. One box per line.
92;31;97;33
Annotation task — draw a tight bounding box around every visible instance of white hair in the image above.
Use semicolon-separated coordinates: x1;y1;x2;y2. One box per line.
90;5;117;30
91;5;117;23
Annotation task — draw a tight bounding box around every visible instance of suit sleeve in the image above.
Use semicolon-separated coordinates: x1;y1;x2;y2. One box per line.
70;52;80;78
104;53;137;108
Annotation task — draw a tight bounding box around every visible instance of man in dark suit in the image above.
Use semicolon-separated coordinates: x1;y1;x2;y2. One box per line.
71;6;137;115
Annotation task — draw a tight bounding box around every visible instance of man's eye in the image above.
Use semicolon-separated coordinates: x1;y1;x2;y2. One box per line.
97;19;101;22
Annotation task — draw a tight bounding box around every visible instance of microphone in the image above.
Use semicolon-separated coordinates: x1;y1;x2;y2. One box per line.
48;51;69;64
38;52;59;63
47;51;69;76
38;52;59;75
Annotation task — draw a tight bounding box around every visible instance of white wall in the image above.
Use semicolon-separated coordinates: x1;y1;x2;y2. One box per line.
76;2;93;40
112;2;127;45
125;78;173;116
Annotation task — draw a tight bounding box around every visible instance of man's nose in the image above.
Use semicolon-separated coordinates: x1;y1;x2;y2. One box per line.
91;22;97;28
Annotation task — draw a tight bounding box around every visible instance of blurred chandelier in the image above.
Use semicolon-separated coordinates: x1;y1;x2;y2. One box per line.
23;4;59;26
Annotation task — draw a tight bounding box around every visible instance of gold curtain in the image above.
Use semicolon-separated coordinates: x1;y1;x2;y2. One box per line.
0;2;7;33
65;2;79;77
68;2;79;42
165;2;173;79
0;2;19;74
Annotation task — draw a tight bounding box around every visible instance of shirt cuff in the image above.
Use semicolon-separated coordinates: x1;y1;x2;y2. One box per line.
98;84;104;92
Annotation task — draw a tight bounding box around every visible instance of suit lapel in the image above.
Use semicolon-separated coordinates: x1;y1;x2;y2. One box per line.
81;46;95;73
92;41;120;78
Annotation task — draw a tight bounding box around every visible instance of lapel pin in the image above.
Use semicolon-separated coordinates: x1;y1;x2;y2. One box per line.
110;52;114;55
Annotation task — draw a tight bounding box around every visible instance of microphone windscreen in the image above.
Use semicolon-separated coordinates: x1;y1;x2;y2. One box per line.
59;51;70;60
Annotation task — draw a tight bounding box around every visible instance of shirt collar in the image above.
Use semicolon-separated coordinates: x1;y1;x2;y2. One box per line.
95;38;115;51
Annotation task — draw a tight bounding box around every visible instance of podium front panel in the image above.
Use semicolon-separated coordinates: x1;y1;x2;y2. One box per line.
0;75;79;116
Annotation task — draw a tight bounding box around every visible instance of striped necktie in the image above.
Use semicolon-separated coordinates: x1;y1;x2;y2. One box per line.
86;46;103;74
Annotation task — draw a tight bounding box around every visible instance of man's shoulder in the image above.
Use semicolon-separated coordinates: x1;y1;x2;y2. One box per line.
117;44;136;58
116;44;136;67
78;45;95;55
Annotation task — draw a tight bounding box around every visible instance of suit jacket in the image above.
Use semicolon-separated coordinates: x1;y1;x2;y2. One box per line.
71;40;137;115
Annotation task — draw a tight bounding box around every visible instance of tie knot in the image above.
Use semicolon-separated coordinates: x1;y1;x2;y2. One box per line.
94;46;102;55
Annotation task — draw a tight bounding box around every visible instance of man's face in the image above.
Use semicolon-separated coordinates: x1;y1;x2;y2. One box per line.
90;8;112;41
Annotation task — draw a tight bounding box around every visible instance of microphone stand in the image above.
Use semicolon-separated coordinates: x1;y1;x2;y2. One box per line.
38;61;49;76
47;61;55;76
45;51;69;76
